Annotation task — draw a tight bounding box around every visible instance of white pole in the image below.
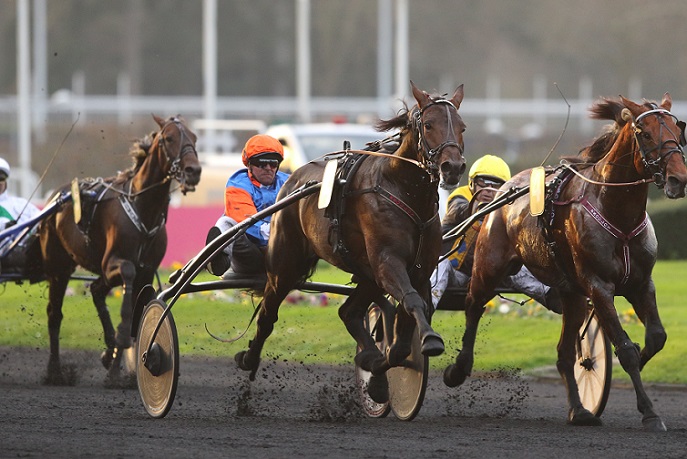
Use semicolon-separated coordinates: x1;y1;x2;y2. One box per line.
394;0;408;106
203;0;217;121
32;0;47;138
17;0;32;199
296;0;311;123
377;0;392;119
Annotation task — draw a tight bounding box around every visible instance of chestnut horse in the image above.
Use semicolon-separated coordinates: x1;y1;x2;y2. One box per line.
443;94;687;431
40;115;201;385
234;82;466;401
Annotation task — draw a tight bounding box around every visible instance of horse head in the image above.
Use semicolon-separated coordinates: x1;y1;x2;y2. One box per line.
410;81;466;187
152;114;202;195
600;94;687;199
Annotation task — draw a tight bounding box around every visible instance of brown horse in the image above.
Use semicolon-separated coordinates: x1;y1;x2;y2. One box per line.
40;115;201;385
234;82;466;400
443;94;687;431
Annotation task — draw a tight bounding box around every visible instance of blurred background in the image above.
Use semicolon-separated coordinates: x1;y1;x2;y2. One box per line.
3;0;687;263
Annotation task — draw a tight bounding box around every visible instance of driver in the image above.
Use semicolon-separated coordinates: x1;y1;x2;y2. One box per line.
431;154;562;313
0;158;40;231
205;134;289;277
0;157;41;275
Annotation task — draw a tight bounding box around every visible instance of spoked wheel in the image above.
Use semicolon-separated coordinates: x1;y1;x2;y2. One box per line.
355;304;391;418
136;299;179;418
387;322;428;421
574;307;612;416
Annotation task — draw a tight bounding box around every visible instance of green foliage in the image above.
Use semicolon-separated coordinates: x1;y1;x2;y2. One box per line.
648;199;687;259
2;261;686;385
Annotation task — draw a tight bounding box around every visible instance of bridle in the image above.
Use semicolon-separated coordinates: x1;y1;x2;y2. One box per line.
412;99;464;181
156;117;199;187
630;106;685;188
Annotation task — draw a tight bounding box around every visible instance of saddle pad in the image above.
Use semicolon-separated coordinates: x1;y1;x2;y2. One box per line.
318;158;338;209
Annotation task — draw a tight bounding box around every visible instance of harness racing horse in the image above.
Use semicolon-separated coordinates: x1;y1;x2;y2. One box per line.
443;94;687;431
40;115;201;385
234;82;466;401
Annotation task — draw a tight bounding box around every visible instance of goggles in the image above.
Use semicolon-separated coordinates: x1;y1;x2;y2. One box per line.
251;158;280;169
473;177;504;188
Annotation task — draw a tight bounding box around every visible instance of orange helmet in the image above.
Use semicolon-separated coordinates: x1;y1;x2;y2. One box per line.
241;134;284;167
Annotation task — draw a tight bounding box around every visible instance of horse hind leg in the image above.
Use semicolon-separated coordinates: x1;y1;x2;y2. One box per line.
90;277;117;369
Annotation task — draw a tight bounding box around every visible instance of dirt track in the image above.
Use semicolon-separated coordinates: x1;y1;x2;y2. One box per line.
1;346;686;458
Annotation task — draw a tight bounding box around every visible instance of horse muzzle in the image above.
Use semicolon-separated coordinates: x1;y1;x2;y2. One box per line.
439;160;466;187
180;166;202;195
664;175;687;199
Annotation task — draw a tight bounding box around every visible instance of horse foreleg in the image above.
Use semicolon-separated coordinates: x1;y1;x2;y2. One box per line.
90;277;116;369
102;258;136;383
391;289;443;359
625;281;666;370
45;273;70;385
443;291;485;388
555;295;602;426
235;287;289;381
338;283;386;373
594;291;666;431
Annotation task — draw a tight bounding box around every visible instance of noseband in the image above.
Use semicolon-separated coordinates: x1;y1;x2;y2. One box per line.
631;106;685;187
412;99;464;180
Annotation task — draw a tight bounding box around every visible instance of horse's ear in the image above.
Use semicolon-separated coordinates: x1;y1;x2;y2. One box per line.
660;92;673;111
450;84;464;109
410;80;431;108
619;96;642;125
677;120;687;147
152;113;165;128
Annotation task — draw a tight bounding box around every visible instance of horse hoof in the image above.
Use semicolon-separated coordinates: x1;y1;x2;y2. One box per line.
101;349;114;370
443;364;467;388
367;374;389;404
234;350;249;370
234;350;260;381
642;416;667;432
568;408;602;426
386;343;411;367
354;348;382;372
421;333;445;357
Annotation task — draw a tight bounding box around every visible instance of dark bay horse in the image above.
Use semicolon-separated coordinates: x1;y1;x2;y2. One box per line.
40;115;201;385
443;94;687;431
234;82;466;400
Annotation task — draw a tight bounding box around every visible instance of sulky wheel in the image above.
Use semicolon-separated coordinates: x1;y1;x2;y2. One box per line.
574;308;612;417
386;321;428;421
355;304;391;418
136;299;179;419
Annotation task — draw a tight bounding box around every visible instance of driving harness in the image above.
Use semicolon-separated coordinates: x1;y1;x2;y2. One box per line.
324;151;438;281
541;165;649;286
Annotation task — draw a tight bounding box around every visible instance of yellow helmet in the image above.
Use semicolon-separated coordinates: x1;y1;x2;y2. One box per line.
468;155;511;185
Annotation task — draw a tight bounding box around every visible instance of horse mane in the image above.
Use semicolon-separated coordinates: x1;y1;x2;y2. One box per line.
375;91;452;133
111;132;154;184
375;101;412;133
564;97;657;164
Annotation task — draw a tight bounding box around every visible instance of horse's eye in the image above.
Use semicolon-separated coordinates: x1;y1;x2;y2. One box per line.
423;122;432;130
642;132;653;141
